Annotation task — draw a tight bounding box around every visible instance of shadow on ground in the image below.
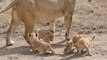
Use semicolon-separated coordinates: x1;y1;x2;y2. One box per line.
60;53;86;60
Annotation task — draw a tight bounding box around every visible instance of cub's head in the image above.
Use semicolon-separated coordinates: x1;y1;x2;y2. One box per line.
46;29;54;41
28;32;39;40
72;35;81;44
64;40;73;53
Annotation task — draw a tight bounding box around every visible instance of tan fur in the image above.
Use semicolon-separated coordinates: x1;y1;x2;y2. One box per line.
0;0;75;46
37;29;54;44
28;32;55;54
0;0;91;46
72;35;94;56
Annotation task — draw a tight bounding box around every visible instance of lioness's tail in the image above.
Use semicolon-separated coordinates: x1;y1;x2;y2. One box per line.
0;0;17;14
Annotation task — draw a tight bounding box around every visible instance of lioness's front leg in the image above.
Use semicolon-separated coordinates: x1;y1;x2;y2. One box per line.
64;12;73;40
24;24;35;45
23;15;36;45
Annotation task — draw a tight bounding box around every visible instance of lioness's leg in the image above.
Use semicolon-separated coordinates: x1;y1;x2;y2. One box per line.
49;21;55;32
6;10;22;46
49;21;55;40
64;13;73;40
24;23;35;45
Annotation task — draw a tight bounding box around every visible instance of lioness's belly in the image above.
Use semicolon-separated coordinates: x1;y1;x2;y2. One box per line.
36;10;64;24
15;1;65;24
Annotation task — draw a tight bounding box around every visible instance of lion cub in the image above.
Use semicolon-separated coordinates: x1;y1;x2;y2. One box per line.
64;35;94;56
28;32;55;54
72;35;95;56
37;29;54;43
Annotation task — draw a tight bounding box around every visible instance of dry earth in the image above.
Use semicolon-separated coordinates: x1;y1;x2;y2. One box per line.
0;0;107;60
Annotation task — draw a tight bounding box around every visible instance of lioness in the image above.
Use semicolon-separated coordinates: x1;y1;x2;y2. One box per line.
72;35;95;56
37;29;54;43
28;32;55;54
0;0;92;46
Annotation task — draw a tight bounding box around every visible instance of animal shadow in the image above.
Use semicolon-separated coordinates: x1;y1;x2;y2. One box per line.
0;45;57;57
60;53;86;60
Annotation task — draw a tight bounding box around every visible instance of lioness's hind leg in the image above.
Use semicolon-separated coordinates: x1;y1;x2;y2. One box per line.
6;9;22;46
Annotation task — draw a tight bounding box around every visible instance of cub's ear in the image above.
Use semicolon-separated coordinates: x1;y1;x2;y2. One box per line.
28;33;31;37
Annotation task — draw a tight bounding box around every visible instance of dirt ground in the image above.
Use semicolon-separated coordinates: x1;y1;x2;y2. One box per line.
0;0;107;60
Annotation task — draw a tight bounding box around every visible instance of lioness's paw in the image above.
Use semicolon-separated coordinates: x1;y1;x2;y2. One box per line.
6;40;14;46
30;49;34;52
